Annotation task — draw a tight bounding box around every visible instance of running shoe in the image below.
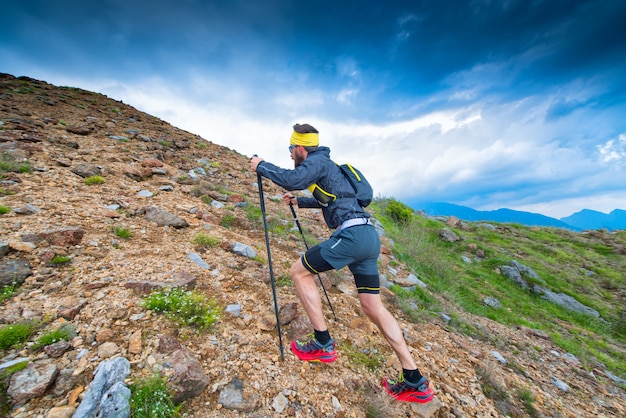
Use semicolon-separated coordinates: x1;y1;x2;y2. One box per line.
290;334;337;363
382;374;434;403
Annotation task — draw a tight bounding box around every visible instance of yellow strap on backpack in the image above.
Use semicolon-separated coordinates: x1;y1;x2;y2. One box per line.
308;183;336;207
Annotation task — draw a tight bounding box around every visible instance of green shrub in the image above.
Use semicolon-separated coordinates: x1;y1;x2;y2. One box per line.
220;214;236;228
386;199;413;225
0;322;37;350
142;288;220;331
130;374;180;418
191;233;220;248
0;205;10;215
50;255;71;265
84;175;105;185
113;226;132;239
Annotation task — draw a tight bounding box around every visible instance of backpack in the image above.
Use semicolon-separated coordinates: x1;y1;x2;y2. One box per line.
338;163;373;207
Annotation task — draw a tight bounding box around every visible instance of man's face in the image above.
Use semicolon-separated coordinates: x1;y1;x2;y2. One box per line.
290;145;306;167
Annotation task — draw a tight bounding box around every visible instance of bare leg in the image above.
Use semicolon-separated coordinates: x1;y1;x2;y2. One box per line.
358;293;417;370
290;258;328;331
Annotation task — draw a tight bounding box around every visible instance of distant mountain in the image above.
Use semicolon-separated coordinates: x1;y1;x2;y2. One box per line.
410;202;580;230
561;209;626;231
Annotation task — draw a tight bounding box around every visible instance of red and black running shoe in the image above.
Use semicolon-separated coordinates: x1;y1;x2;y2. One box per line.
291;334;337;363
382;374;434;403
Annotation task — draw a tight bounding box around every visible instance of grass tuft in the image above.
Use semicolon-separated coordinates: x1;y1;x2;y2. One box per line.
142;287;221;331
84;175;105;185
130;374;180;418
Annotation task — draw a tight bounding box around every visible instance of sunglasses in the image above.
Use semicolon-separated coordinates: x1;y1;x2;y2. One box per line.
289;145;297;153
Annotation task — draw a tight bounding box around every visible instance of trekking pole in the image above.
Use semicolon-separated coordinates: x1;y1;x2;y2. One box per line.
289;202;338;322
256;163;285;361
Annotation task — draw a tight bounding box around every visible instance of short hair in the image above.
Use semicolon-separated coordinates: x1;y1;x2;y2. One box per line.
293;123;319;134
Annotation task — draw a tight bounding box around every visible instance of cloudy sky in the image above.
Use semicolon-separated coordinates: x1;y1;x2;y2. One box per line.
3;0;626;218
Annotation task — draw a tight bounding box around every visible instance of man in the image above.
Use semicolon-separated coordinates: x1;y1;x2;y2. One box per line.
249;123;434;403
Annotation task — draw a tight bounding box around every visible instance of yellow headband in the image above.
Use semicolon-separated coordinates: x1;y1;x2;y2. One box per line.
290;131;319;147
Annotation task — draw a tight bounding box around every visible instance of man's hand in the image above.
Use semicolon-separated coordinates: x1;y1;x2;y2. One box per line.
249;156;264;172
283;192;297;206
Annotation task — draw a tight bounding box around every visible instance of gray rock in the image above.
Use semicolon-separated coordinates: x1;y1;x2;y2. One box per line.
483;297;502;309
551;376;570;392
218;378;257;412
71;163;101;178
136;190;153;197
232;242;256;259
8;361;59;405
13;204;42;215
142;206;189;228
0;241;9;257
439;228;460;243
225;304;241;317
501;265;528;290
188;252;210;269
510;260;540;279
532;285;600;317
406;274;427;288
461;255;472;264
96;381;130;418
72;357;131;418
491;351;507;365
0;258;33;286
211;200;225;209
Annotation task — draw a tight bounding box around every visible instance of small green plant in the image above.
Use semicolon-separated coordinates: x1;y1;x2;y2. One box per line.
386;199;413;225
275;274;293;287
519;387;538;416
220;214;236;228
130;374;181;418
1;283;18;303
50;255;71;265
32;326;74;349
0;205;10;215
196;142;207;149
0;322;37;350
113;226;132;239
142;287;221;331
191;233;220;248
157;140;173;147
1;153;32;174
84;175;105;185
200;195;212;205
343;341;385;371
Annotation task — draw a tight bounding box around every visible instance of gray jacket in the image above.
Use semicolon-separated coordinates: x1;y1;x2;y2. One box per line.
256;146;370;229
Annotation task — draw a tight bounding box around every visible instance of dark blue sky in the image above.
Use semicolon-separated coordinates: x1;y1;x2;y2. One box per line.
3;0;626;217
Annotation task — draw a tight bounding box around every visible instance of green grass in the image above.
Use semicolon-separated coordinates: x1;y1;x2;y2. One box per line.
342;341;386;372
0;153;32;174
142;287;221;331
191;233;220;248
369;198;626;379
0;205;10;215
32;326;74;349
50;255;71;265
130;374;180;418
113;226;132;239
0;283;18;303
84;175;105;185
0;322;37;350
220;214;236;228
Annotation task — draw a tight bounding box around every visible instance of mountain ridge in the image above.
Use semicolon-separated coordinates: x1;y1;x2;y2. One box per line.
410;201;626;231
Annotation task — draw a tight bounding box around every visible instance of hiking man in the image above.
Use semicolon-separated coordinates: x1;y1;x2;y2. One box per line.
249;123;434;403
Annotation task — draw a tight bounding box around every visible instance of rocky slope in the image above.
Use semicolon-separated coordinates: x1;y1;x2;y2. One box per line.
1;73;624;417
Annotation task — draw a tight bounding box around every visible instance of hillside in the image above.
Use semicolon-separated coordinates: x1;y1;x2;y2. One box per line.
1;74;625;417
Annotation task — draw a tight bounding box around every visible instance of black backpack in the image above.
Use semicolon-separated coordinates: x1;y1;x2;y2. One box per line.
338;163;373;207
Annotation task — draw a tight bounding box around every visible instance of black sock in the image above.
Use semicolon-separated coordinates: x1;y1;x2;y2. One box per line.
403;368;423;384
314;329;331;345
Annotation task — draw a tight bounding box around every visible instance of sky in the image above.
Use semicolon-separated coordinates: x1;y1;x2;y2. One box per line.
2;0;626;219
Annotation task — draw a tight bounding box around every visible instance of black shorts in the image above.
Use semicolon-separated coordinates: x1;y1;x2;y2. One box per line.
301;224;381;294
